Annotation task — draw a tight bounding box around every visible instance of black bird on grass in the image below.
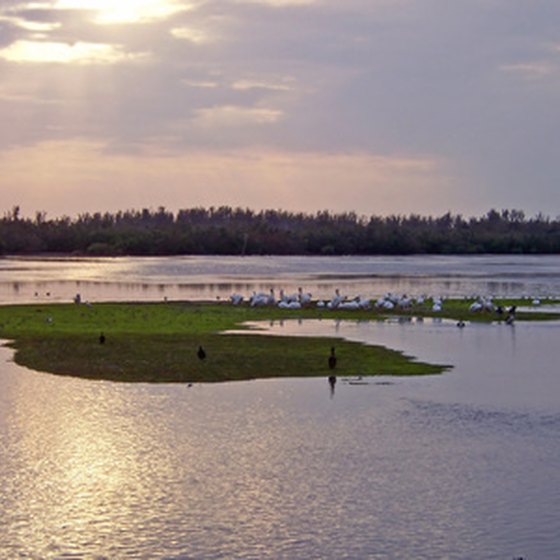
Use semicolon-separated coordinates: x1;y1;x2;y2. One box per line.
99;333;106;345
197;345;206;361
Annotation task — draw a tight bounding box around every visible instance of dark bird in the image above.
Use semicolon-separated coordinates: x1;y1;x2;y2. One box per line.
99;333;105;345
197;345;206;360
328;346;337;370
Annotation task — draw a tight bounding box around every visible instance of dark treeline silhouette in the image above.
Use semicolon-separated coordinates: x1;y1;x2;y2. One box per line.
1;205;560;256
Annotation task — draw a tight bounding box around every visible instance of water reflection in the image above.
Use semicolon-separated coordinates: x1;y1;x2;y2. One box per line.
2;254;560;304
2;316;560;558
2;370;184;555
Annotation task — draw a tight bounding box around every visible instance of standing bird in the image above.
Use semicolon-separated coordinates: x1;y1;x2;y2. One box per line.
328;346;337;370
99;332;106;345
197;345;206;361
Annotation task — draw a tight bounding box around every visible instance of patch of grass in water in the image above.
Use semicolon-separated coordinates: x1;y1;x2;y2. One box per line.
12;296;558;383
9;332;443;383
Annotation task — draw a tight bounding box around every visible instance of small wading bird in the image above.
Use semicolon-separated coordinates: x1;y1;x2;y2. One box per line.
99;333;105;344
197;345;206;361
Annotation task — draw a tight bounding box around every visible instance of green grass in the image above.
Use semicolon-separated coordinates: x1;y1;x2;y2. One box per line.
0;297;557;383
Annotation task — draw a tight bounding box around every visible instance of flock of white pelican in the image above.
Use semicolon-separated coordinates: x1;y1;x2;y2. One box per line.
229;288;552;322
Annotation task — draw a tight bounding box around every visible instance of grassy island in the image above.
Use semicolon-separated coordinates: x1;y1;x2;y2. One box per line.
0;298;558;383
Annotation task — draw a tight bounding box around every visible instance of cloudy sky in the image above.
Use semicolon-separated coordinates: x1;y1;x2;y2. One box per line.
1;0;559;219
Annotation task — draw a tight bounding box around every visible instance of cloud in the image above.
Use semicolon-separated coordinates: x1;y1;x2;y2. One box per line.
0;139;453;217
0;39;147;64
52;0;188;25
0;14;61;32
231;78;295;91
499;62;556;80
1;0;560;217
170;25;214;44
234;0;317;5
193;105;283;127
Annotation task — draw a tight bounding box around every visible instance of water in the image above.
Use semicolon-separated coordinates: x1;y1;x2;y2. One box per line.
2;254;560;304
1;255;560;558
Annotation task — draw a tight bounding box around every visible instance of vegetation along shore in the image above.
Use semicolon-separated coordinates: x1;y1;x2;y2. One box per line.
1;295;558;384
2;206;560;256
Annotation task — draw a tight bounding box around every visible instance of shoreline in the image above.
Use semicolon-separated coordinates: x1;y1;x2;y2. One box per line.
0;298;558;383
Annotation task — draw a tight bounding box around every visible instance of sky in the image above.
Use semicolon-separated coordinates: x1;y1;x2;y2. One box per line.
1;0;559;220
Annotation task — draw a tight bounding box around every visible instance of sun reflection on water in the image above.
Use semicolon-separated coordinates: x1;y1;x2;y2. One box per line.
2;369;186;555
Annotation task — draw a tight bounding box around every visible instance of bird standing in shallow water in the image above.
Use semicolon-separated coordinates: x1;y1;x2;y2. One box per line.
197;345;206;360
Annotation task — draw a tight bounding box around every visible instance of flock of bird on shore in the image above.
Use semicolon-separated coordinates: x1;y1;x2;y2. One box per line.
227;287;548;323
65;288;553;388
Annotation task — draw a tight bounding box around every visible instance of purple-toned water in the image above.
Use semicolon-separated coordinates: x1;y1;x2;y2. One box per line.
1;256;560;558
2;254;560;304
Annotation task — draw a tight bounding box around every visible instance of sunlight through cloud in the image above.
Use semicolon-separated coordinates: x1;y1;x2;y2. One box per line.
54;0;187;24
0;15;61;32
0;40;144;64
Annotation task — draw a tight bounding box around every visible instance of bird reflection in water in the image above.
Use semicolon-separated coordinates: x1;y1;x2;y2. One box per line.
328;374;337;397
328;346;337;397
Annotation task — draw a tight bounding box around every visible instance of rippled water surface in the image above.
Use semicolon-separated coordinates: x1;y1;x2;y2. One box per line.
3;254;560;303
1;256;560;558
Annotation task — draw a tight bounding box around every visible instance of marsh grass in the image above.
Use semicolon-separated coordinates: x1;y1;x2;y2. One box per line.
0;298;557;383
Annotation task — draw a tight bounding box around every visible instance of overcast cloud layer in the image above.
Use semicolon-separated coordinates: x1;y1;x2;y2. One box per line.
1;0;559;218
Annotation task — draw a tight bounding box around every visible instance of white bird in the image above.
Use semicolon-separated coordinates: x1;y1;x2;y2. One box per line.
339;300;360;310
357;296;371;309
266;288;276;306
469;301;483;312
328;289;344;309
298;287;312;305
398;295;413;309
279;288;299;304
250;291;272;306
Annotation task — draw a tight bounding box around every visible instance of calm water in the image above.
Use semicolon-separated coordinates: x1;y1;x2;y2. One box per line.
1;256;560;558
3;254;560;304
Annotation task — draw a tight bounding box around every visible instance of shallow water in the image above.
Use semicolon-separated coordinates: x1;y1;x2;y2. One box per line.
3;254;560;304
2;318;560;558
2;255;560;558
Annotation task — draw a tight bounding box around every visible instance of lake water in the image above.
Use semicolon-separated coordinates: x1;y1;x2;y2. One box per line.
1;255;560;558
2;254;560;304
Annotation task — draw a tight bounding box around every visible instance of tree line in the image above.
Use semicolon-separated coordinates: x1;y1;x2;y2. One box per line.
1;206;560;256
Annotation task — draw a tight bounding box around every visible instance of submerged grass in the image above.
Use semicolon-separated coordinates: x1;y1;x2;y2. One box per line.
0;297;557;383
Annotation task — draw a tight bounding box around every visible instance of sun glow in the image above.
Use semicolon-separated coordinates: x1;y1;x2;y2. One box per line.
54;0;186;24
0;40;142;64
